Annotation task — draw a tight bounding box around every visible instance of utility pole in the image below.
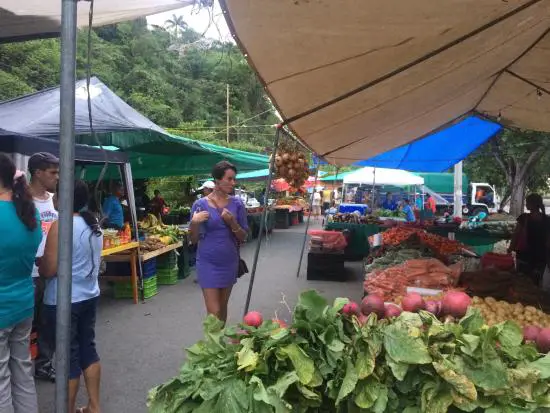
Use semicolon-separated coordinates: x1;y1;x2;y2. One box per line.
226;83;230;144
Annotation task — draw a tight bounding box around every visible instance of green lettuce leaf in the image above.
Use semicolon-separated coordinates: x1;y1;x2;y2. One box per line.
384;323;432;364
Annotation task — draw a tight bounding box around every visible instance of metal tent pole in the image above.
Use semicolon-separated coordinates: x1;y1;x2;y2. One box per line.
243;126;281;316
295;160;320;278
56;0;78;411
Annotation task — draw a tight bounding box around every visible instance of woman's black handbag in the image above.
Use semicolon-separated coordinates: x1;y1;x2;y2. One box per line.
238;257;249;278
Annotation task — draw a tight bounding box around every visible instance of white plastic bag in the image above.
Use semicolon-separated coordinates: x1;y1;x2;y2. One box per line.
542;266;550;292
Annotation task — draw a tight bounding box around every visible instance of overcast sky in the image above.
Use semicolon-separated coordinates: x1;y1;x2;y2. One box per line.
146;1;232;42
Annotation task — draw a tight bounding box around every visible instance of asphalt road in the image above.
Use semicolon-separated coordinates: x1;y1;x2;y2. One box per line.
36;223;364;413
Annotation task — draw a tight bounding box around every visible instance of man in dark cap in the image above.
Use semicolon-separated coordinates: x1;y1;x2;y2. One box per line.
28;152;59;382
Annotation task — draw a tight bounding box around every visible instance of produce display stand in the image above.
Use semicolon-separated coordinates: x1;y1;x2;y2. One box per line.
102;241;183;303
247;210;276;239
101;242;140;304
426;226;510;255
325;222;379;258
274;205;303;229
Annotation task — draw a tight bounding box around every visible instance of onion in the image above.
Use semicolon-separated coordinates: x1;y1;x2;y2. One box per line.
523;325;540;343
275;156;282;166
282;153;290;161
384;304;402;319
361;295;385;318
425;300;441;316
536;328;550;353
401;293;426;313
288;169;296;177
441;291;471;318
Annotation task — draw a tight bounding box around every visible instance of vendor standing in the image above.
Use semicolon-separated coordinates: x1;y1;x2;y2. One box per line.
425;194;436;214
509;193;550;284
382;192;396;211
150;189;168;219
401;199;416;222
102;182;124;230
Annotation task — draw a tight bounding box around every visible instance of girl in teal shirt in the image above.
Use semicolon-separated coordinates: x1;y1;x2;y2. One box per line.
0;154;42;413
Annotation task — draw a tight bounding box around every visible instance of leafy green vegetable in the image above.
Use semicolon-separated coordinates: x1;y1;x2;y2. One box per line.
148;291;550;412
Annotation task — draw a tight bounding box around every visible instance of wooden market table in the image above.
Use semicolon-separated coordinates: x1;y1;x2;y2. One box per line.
101;242;140;304
101;241;183;303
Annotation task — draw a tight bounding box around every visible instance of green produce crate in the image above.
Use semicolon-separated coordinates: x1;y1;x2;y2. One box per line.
114;276;158;299
157;267;179;285
156;251;178;269
177;243;191;279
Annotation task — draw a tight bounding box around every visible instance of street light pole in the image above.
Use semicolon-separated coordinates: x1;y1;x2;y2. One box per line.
56;0;78;411
226;83;230;144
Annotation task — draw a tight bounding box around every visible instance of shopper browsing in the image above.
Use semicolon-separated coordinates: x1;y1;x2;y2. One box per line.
0;154;42;413
190;161;248;323
40;181;104;413
28;152;59;382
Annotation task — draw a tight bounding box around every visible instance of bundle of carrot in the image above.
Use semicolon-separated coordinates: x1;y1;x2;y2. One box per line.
378;227;465;257
364;258;462;301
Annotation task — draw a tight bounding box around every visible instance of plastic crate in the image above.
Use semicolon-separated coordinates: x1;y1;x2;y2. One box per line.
114;276;158;299
157;268;179;285
106;258;156;279
156;251;178;269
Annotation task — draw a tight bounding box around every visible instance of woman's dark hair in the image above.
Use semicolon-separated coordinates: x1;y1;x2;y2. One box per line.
74;180;102;236
0;154;37;231
74;180;102;278
526;193;545;215
212;161;237;180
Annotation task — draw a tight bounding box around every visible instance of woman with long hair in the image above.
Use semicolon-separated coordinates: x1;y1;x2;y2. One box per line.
509;193;549;284
190;161;248;323
0;154;42;413
40;180;103;413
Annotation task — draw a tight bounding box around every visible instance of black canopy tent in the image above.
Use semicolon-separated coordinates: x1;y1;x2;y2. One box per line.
0;128;128;164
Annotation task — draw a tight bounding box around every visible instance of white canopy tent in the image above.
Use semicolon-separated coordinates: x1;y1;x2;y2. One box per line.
0;0;193;42
343;167;424;187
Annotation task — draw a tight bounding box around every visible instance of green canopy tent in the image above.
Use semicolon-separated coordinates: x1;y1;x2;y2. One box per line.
0;77;269;178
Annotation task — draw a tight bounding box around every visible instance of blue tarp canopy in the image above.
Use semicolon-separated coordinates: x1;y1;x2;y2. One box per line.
314;116;501;172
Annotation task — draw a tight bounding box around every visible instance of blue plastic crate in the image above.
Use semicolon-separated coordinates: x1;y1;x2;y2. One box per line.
105;258;156;279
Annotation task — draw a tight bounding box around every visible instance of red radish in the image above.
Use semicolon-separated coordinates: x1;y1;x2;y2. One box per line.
401;293;426;313
358;314;369;326
536;328;550;353
523;326;540;343
425;300;441;316
342;301;360;316
243;311;263;327
441;291;471;318
384;304;402;319
361;295;385;318
272;319;288;328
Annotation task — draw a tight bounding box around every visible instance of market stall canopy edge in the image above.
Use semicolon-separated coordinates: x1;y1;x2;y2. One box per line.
220;0;550;164
0;77;269;176
343;167;425;187
0;0;194;43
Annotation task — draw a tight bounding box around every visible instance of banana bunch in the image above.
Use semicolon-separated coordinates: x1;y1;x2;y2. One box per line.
139;214;159;229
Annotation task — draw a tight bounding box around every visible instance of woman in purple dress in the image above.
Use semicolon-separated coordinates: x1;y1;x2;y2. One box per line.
190;161;248;322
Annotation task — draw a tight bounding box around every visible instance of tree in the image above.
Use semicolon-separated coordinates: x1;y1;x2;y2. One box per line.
464;129;550;216
164;14;188;39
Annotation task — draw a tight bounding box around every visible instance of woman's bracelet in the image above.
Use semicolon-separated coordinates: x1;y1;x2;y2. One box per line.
231;225;241;233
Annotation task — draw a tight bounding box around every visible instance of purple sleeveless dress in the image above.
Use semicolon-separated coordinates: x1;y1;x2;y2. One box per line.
191;197;248;289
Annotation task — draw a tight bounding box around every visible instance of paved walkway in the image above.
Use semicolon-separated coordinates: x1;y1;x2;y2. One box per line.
36;223;363;412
